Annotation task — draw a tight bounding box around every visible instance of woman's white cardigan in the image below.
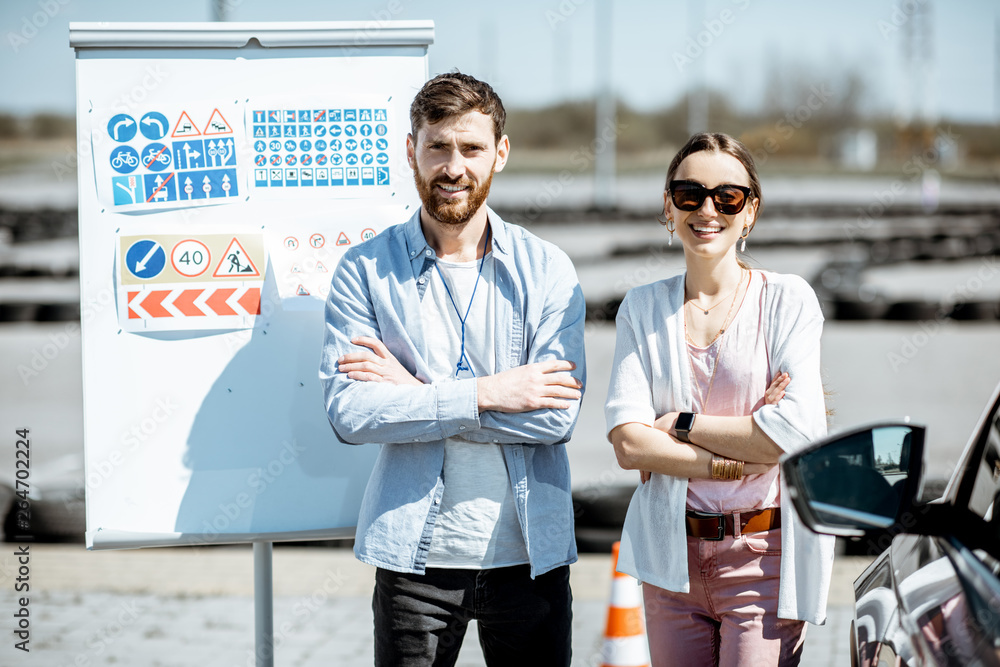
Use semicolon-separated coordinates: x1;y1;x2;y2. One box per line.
605;270;835;624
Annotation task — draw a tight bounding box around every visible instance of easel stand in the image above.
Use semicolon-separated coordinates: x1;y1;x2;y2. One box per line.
254;541;274;667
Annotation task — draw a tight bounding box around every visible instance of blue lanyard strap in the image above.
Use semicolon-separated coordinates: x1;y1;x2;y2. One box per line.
433;226;491;378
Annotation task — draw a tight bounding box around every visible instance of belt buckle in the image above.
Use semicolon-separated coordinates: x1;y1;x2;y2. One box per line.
689;510;726;541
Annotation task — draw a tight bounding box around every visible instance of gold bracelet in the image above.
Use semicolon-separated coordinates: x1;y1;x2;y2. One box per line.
711;455;724;479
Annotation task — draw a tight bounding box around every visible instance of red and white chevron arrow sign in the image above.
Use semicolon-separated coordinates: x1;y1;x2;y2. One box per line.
127;286;261;319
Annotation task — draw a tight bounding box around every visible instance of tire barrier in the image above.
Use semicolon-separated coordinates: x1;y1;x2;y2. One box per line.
573;485;634;554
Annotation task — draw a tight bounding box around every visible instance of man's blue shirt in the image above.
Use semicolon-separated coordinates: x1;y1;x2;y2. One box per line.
319;206;586;577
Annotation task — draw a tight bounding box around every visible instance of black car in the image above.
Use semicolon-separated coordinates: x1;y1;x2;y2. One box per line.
782;382;1000;666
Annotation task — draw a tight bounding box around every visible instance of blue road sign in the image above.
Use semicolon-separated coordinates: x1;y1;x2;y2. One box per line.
254;140;266;153
140;112;169;140
376;138;389;150
299;125;311;137
314;125;327;137
314;139;328;152
330;139;342;152
376;152;389;165
205;138;236;167
125;239;167;279
374;109;387;121
299;139;312;151
143;172;177;203
344;125;358;137
329;124;342;137
268;125;281;138
331;153;343;166
360;124;373;136
330;110;342;122
345;153;358;166
345;139;358;151
269;140;282;152
173;140;205;170
377;167;390;185
142;143;172;171
254;110;266;123
110;146;140;174
111;175;141;205
108;114;137;142
375;123;388;136
361;153;374;165
181;168;238;199
316;154;328;166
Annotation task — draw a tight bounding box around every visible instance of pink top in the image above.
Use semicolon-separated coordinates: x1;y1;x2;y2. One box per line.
685;270;781;512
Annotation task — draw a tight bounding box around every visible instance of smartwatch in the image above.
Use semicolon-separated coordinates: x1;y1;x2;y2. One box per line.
674;412;696;443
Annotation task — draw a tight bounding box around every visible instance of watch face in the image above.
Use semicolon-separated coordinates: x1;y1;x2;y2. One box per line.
675;412;696;432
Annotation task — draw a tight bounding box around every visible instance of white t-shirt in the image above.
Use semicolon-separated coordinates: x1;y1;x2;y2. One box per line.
421;252;529;569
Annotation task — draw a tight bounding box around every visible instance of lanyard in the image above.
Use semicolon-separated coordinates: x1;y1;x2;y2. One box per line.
433;226;491;378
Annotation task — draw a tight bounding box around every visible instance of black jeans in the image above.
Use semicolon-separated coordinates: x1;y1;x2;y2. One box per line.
373;564;572;667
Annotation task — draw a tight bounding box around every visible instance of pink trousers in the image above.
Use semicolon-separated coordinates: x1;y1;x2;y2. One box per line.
641;528;806;666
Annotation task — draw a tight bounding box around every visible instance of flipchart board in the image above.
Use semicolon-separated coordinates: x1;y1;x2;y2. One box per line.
70;22;433;549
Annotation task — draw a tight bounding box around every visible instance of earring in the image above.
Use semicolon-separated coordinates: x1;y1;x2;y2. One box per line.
657;214;676;246
740;224;750;252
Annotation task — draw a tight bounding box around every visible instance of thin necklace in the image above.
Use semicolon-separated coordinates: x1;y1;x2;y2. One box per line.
684;269;748;408
687;269;745;315
433;226;491;378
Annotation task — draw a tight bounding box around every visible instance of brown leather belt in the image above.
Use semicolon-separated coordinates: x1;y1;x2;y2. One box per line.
685;508;780;540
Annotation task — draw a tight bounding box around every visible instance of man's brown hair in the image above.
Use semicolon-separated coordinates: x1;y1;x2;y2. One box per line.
409;71;506;144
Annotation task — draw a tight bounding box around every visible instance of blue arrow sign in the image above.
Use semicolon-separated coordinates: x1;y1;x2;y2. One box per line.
140;112;169;140
126;239;166;279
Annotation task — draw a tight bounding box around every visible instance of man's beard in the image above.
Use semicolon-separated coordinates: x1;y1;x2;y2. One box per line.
413;163;494;226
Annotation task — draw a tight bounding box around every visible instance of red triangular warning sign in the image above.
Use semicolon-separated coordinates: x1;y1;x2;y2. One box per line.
203;108;233;135
316;261;329;272
296;284;310;296
336;232;351;246
171;111;201;137
213;238;261;278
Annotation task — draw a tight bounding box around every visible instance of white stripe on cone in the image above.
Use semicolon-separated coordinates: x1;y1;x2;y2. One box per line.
609;576;643;608
601;636;649;667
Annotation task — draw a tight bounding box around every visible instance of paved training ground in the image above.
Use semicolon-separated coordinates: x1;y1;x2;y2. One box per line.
0;544;866;666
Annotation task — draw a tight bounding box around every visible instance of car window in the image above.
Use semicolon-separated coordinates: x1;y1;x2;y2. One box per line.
968;409;1000;521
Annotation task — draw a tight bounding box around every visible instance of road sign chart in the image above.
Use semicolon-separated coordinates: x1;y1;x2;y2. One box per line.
248;99;394;199
117;233;266;331
97;104;244;212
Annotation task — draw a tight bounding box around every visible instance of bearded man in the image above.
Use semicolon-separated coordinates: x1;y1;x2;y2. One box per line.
320;72;586;666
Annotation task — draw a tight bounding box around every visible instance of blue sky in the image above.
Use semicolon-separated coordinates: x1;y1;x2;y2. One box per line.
0;0;997;122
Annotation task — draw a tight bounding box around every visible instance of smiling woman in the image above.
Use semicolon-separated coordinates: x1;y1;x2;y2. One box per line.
605;132;836;666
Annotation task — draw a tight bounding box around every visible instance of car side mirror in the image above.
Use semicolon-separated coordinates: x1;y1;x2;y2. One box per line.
781;423;925;537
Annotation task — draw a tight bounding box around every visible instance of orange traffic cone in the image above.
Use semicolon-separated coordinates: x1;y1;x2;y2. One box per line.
600;541;650;667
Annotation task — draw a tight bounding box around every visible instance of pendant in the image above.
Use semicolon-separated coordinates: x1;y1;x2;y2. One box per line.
702;309;709;315
455;360;475;380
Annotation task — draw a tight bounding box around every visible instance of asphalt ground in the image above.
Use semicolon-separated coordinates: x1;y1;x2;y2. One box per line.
0;543;869;666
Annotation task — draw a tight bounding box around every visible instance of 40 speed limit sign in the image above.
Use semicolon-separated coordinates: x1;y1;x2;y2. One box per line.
171;239;211;277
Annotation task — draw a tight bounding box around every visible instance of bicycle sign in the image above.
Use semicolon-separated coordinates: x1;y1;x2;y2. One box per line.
141;143;172;171
110;146;140;174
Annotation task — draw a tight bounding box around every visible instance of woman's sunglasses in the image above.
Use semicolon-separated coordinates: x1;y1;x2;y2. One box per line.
668;180;752;215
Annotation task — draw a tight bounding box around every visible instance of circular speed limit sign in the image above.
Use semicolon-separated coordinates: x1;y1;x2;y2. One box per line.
171;239;211;278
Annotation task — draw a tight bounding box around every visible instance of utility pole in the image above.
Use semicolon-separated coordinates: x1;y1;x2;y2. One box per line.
686;0;708;135
212;0;229;22
594;0;616;211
